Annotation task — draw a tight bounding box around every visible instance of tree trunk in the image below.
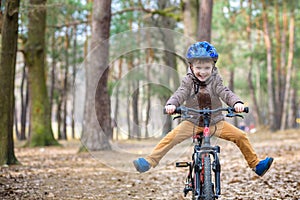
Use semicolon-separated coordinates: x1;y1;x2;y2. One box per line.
197;0;213;42
49;31;57;140
0;0;20;165
246;0;261;126
26;0;58;146
182;0;199;39
50;31;56;121
261;0;275;131
71;26;77;139
132;86;140;139
145;48;153;138
127;80;131;139
228;69;234;92
280;2;288;107
57;97;62;140
62;30;70;140
287;87;296;128
228;69;238;127
14;107;20;139
112;58;122;140
113;83;120;141
274;1;282;127
247;69;261;125
81;0;112;151
280;6;295;130
20;63;28;140
156;0;179;135
145;83;150;138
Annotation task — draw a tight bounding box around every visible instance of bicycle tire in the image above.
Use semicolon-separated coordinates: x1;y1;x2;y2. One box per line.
192;191;196;200
203;156;214;200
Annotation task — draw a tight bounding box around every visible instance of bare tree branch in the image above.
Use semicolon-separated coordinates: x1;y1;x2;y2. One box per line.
48;4;181;29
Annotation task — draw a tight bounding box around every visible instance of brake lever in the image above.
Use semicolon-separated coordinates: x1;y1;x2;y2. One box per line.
173;115;193;120
173;115;181;120
226;113;244;118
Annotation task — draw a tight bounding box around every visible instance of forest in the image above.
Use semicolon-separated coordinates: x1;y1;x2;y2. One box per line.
0;0;299;199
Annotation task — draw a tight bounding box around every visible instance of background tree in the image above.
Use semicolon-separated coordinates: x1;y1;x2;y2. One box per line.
261;0;275;131
280;2;295;130
81;0;112;151
182;0;198;39
245;0;261;126
46;0;90;140
198;0;213;42
25;0;58;146
0;0;20;165
156;0;180;134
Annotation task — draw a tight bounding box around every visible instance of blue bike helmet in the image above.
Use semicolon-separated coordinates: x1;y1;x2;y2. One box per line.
186;41;218;63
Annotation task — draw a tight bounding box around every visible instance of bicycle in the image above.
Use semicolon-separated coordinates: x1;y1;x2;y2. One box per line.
168;106;248;200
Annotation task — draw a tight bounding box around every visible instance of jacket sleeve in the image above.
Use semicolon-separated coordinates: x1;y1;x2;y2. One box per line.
166;75;193;107
215;74;243;107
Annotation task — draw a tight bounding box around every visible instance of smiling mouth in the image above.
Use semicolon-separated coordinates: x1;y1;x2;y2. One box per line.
198;75;206;79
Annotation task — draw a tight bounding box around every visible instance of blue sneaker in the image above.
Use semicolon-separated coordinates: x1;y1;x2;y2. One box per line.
253;157;274;176
133;158;151;173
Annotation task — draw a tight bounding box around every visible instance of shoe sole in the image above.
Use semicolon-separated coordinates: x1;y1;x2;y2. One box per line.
260;157;274;177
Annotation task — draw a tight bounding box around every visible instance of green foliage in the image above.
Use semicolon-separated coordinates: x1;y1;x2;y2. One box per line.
47;0;91;26
111;0;139;34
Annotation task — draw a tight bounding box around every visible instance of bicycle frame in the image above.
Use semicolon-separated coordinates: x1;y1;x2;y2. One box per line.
174;106;248;200
183;112;221;199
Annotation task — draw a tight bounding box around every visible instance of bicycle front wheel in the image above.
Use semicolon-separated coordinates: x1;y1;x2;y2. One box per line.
203;155;214;200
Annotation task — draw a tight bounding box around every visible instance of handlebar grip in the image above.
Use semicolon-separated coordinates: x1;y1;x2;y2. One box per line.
230;107;249;113
243;107;249;113
163;107;182;114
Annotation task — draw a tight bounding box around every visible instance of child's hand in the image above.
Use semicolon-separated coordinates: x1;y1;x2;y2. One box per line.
234;103;244;113
165;105;176;114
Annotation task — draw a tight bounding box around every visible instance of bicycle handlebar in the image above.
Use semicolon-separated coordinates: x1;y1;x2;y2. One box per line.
163;106;249;118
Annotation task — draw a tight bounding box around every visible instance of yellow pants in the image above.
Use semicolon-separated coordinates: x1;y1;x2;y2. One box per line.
146;120;259;169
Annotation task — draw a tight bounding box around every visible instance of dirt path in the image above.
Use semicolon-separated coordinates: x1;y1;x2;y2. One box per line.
1;130;300;200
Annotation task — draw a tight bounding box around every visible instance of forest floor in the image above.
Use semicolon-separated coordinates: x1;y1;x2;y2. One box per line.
1;129;300;200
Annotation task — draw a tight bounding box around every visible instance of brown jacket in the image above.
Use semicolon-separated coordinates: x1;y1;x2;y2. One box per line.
166;67;242;126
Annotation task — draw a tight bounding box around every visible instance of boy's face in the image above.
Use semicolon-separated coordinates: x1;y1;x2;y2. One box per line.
190;60;214;82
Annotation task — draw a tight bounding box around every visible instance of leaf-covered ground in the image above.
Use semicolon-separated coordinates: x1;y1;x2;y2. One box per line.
1;130;300;200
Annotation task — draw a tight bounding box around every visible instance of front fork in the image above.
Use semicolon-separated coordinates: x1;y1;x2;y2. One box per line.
212;146;221;196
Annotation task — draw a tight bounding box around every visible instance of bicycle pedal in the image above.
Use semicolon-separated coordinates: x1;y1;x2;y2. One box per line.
183;187;192;196
176;162;190;167
214;145;220;153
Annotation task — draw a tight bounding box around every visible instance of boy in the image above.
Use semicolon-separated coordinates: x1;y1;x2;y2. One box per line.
133;41;273;176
